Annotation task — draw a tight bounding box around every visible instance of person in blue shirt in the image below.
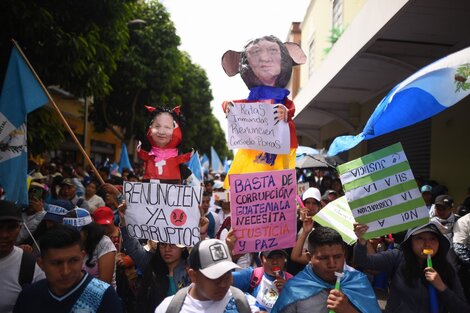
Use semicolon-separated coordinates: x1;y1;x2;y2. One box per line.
233;250;293;312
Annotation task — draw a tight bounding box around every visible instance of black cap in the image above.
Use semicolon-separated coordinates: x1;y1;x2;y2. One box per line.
0;200;22;222
435;195;453;208
260;249;288;259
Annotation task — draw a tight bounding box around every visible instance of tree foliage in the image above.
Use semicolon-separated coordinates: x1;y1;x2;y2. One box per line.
0;0;133;155
27;107;66;155
177;52;231;159
0;0;230;159
1;0;133;97
91;1;230;159
90;0;183;142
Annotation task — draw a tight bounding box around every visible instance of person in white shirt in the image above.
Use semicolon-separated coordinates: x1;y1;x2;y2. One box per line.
200;192;221;239
155;239;259;313
431;195;457;240
0;200;45;313
16;182;48;245
84;180;105;213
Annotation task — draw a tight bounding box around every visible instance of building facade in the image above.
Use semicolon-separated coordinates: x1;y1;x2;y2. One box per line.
290;0;470;204
47;87;125;167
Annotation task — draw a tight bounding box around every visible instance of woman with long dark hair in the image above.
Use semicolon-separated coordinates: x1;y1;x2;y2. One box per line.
118;205;190;313
353;221;469;312
136;242;190;312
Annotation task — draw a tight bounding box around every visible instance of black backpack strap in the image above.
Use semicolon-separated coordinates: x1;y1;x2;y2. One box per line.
18;251;36;288
230;286;251;313
165;286;190;313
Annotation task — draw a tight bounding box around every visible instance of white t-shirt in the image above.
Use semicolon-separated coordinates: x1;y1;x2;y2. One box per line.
256;274;280;312
85;194;105;213
82;235;117;288
217;211;230;226
206;211;221;238
0;246;46;313
155;284;260;313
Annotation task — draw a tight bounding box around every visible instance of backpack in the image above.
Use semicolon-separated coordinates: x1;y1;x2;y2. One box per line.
165;286;251;313
248;267;293;294
18;251;36;289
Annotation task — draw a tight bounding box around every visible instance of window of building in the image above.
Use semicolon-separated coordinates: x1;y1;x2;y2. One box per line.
308;31;316;78
332;0;343;30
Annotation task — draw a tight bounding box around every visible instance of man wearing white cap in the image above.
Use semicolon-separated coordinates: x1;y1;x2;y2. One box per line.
155;238;259;313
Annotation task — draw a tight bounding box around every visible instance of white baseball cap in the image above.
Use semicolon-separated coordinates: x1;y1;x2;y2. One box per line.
302;187;321;202
189;239;240;279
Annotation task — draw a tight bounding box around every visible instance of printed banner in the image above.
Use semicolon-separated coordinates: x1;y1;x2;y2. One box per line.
230;169;297;253
313;196;357;245
227;102;290;154
123;181;202;246
337;143;428;239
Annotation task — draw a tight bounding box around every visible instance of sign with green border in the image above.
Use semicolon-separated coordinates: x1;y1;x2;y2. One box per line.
337;143;429;239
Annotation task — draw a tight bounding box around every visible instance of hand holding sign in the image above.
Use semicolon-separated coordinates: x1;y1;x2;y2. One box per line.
227;102;290;154
273;104;287;124
123;181;202;246
337;143;429;239
353;223;369;246
230;169;297;254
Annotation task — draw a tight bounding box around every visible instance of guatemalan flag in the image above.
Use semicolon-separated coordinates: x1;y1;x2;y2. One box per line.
186;151;203;186
210;146;224;173
200;153;209;174
0;46;48;205
118;143;133;173
328;46;470;156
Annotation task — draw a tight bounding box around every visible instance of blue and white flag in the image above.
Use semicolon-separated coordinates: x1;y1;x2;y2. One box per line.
188;151;203;182
200;153;209;175
223;157;232;173
118;143;133;173
110;163;120;176
0;47;48;205
328;46;470;156
210;146;224;173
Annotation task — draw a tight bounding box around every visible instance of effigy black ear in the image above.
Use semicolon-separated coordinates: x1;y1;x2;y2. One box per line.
284;42;307;65
221;50;241;76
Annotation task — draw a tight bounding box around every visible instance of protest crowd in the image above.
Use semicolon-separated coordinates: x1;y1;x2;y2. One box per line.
1;31;470;313
1;160;470;313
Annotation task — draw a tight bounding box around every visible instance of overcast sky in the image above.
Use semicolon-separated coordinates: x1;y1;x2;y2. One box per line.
162;0;311;138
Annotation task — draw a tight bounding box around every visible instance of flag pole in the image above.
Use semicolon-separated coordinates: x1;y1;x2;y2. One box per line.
11;39;105;185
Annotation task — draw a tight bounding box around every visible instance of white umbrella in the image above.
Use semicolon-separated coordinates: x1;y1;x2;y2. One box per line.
295;146;344;169
296;154;332;168
296;146;321;157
